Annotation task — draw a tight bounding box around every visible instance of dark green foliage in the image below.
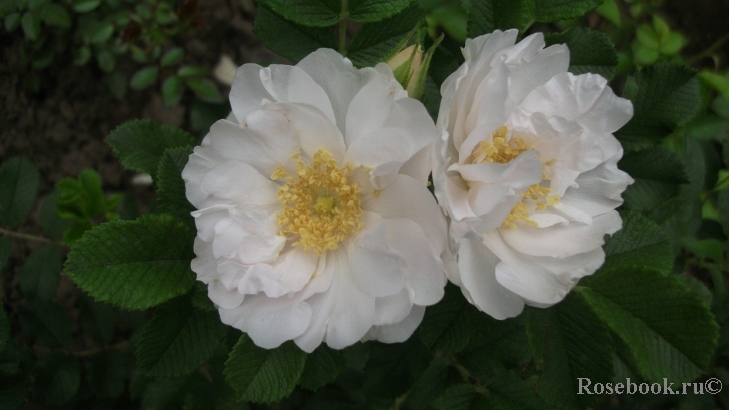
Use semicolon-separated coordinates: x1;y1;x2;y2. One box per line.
156;146;195;220
299;345;348;391
0;156;40;229
545;27;618;79
253;6;337;63
462;0;531;37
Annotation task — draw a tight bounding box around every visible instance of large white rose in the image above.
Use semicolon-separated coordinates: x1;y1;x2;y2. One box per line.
433;30;634;319
183;49;450;352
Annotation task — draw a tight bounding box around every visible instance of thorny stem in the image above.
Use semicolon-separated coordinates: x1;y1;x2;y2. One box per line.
0;227;60;246
339;0;348;55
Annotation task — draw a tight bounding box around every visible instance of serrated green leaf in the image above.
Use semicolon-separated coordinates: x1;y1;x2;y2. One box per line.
525;293;613;409
462;0;531;38
37;3;70;27
580;267;718;384
620;146;688;210
457;314;530;375
545;27;617;80
349;0;412;23
602;210;673;273
224;335;307;404
106;119;196;179
40;190;73;239
404;356;450;410
363;336;429;397
19;245;61;301
56;169;105;220
254;6;337;63
186;78;223;103
79;296;115;344
156;146;194;219
433;384;489;410
17;299;71;347
256;0;339;27
87;350;126;399
298;345;347;391
0;156;40;229
419;284;476;355
131;66;159;90
65;214;196;310
616;63;701;149
160;47;184;67
136;297;226;378
0;307;9;355
347;3;424;68
31;353;80;406
530;0;603;22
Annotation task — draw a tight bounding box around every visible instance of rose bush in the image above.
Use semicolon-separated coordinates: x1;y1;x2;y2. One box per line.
434;30;634;319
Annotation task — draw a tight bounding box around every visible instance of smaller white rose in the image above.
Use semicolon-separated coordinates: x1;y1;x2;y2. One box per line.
433;30;634;319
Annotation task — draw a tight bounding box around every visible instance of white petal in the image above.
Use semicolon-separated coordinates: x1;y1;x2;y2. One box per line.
211;215;285;264
199;160;280;211
364;305;425;344
207;280;245;309
344;73;403;148
219;293;312;349
259;64;336;124
349;219;406;298
264;102;345;162
191;237;217;283
182;145;224;208
374;288;414;325
191;204;233;242
229;64;274;122
456;238;524;319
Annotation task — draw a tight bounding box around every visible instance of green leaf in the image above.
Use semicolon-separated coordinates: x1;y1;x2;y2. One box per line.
298;345;347;391
404;356;450;409
433;384;489;410
660;32;684;56
160;47;184;67
530;0;603;22
525;293;613;409
620;146;688;210
254;6;337;63
457;314;530;375
462;0;531;38
97;49;115;73
62;220;93;245
136;297;226;378
580;267;718;384
347;3;424;68
64;214;197;310
78;296;115;344
31;353;80;406
718;188;729;238
131;66;159;90
177;65;208;77
73;0;100;13
483;370;553;410
616;63;701;149
156;146;194;219
20;12;39;40
419;284;477;355
40;190;73;239
349;0;412;23
89;22;114;44
19;245;61;301
4;13;21;32
224;335;307;404
0;307;9;355
56;169;105;220
37;3;70;27
0;156;39;229
87;350;126;399
106;71;128;100
256;0;339;27
596;0;620;26
636;25;659;49
602;210;673;273
17;299;71;347
363;336;429;397
186;78;223;103
545;27;618;80
106;119;196;179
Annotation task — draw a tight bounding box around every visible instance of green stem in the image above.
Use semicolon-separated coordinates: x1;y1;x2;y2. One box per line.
687;32;729;67
339;0;348;55
0;227;57;245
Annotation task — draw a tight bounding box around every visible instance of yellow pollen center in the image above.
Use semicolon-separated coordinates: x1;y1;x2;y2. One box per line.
471;126;558;228
272;148;363;256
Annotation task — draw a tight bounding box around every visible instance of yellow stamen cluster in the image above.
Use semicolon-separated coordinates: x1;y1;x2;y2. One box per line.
470;126;559;228
272;148;363;256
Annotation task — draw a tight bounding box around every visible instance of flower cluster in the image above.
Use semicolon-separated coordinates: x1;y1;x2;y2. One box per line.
183;31;633;351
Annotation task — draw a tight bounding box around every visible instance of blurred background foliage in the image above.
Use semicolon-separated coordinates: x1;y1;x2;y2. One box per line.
1;0;729;409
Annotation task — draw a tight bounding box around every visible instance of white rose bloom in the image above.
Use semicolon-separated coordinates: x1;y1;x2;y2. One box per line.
433;30;634;319
182;49;449;352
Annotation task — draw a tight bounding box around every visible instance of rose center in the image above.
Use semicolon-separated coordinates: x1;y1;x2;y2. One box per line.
471;126;558;228
272;148;363;256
